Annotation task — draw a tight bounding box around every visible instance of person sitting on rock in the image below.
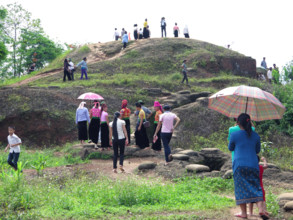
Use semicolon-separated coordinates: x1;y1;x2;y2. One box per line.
154;105;180;166
249;156;269;217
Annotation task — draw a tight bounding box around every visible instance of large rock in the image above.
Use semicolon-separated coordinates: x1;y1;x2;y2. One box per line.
178;150;198;156
133;149;158;157
278;193;293;201
173;154;189;161
138;162;157;170
199;148;230;171
186;164;210;173
223;170;233;179
284;201;293;211
173;148;184;154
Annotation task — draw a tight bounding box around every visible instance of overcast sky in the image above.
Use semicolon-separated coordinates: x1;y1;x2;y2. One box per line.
2;0;293;68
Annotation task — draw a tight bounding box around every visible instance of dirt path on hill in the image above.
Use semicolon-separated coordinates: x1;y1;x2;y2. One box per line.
8;41;143;87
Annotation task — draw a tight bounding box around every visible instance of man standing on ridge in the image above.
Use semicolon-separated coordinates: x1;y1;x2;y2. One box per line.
161;17;167;38
261;57;267;70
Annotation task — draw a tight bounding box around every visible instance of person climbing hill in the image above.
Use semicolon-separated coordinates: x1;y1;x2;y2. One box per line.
152;101;163;151
76;57;88;80
122;31;129;49
181;60;189;85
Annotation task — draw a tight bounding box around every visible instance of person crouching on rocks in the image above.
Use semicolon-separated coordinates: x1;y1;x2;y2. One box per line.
152;101;163;151
109;112;129;173
153;105;180;166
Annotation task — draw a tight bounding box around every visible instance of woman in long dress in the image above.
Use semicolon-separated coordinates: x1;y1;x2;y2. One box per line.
75;102;90;144
89;102;101;149
120;99;131;144
152;101;162;151
135;103;149;149
100;103;110;150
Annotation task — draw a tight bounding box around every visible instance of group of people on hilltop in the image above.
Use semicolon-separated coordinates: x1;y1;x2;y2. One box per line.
260;57;279;84
75;99;180;172
114;17;190;49
63;57;89;81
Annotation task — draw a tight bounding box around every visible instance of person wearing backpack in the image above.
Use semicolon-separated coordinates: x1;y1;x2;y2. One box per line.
161;17;167;38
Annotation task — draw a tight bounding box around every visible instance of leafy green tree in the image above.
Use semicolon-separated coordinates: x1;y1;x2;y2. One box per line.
283;60;293;82
272;69;280;84
0;3;63;78
0;8;8;62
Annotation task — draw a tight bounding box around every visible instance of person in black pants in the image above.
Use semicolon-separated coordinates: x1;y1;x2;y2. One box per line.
181;59;189;85
161;17;167;38
109;112;129;173
63;58;72;81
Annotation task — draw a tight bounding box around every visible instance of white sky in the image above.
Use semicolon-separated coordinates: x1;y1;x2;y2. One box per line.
2;0;293;68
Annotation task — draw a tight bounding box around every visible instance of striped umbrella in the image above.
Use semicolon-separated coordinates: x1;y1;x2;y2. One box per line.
208;85;286;121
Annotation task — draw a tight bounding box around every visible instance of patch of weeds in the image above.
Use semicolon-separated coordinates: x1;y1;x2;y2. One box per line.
87;152;112;160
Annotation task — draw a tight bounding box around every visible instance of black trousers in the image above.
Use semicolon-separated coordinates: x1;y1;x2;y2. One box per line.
113;138;126;169
78;121;88;140
182;71;188;84
134;30;138;40
161;26;166;37
152;124;162;151
184;33;190;38
123;119;131;143
8;152;20;170
63;70;71;81
101;123;110;148
70;69;75;80
143;27;147;38
174;30;178;37
139;34;143;39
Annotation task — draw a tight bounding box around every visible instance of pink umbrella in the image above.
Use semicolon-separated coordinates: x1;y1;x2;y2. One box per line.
78;92;104;101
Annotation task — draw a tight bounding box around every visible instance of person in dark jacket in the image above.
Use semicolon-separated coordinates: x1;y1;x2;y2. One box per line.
63;58;72;81
161;17;167;38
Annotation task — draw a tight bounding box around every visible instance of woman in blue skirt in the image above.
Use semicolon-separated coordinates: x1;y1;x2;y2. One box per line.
229;113;268;220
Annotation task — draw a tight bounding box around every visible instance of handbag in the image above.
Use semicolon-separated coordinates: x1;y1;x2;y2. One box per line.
143;121;150;128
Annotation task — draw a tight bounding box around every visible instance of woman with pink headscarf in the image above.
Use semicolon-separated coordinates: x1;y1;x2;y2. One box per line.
152;101;163;151
89;102;101;149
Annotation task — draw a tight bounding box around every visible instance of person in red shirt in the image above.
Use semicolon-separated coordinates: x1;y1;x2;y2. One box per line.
120;100;131;144
249;156;269;217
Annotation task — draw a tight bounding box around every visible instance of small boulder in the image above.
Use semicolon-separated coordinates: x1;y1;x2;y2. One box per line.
124;146;140;156
173;154;189;161
279;200;290;208
173;148;184;154
278;193;293;201
186;164;210;173
178;90;191;95
178;150;198;156
138;162;157;170
284;201;293;211
223;170;233;179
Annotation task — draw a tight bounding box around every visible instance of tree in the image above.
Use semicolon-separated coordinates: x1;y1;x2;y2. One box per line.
18;30;63;72
283;60;293;83
0;8;8;62
0;3;43;77
0;3;63;78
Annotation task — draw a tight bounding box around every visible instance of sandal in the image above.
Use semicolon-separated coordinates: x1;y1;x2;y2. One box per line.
113;169;118;173
168;154;173;162
120;166;125;173
234;214;247;219
259;213;269;220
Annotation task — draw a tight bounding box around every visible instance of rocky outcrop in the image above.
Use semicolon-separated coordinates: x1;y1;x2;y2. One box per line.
138;162;157;170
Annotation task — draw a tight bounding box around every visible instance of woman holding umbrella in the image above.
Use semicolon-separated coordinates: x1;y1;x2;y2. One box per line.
100;103;110;150
76;102;90;144
89;102;101;149
228;113;268;219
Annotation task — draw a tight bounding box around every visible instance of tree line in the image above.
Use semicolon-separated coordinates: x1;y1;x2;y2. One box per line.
0;3;63;79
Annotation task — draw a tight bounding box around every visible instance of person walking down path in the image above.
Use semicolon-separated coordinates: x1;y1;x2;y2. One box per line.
122;31;129;49
173;23;180;37
139;28;143;39
76;102;90;145
135;103;149;149
68;58;75;80
121;28;126;39
76;57;88;80
5;126;22;171
267;67;273;84
183;25;190;38
143;19;148;38
181;60;189;85
133;24;138;40
154;105;180;165
109;112;129;173
100;103;110;150
120;99;131;144
152;101;163;151
63;58;72;81
114;28;120;41
89;102;101;149
161;17;167;38
261;57;267;70
249;156;269;217
228;113;268;220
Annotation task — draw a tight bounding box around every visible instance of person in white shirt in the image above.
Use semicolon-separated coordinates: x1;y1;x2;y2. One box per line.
109;112;129;173
114;28;120;41
68;58;75;80
183;25;190;38
267;67;273;83
5;126;22;171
